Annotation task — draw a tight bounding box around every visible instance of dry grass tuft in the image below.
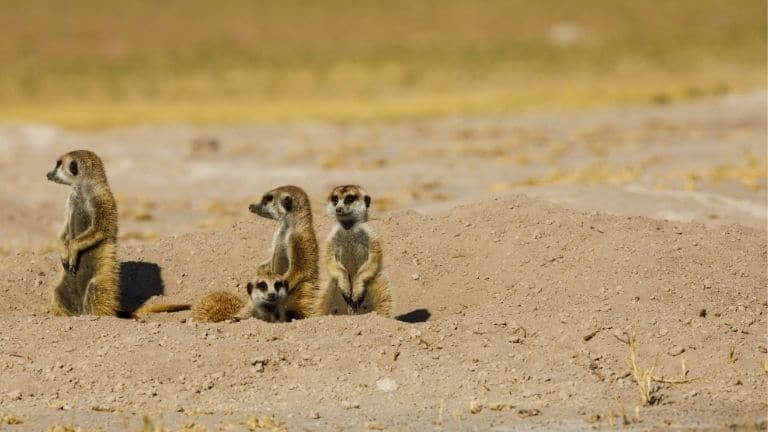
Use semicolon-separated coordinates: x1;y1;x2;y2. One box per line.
615;333;660;405
137;415;169;432
615;333;701;405
244;415;287;432
1;413;23;425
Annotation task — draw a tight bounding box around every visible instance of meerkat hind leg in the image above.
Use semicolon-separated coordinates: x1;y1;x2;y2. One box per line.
83;275;118;316
283;280;316;320
53;272;87;316
316;280;351;316
360;278;392;317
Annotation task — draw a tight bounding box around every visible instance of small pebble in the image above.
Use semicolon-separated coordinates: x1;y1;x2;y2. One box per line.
668;346;685;356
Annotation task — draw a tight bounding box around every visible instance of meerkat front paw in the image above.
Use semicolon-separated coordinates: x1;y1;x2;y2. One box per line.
349;287;368;312
60;253;70;272
67;250;79;274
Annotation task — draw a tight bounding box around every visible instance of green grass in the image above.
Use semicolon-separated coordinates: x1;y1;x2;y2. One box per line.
0;0;764;127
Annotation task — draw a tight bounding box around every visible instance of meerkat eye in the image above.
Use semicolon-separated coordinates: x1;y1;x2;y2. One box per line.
331;195;339;205
344;194;356;205
56;159;62;168
263;194;273;203
69;161;78;176
274;281;283;290
257;281;268;291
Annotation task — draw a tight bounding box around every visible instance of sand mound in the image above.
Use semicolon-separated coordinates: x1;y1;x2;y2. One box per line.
0;195;765;430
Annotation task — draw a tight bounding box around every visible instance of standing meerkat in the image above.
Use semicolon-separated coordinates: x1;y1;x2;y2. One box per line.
248;185;319;320
315;185;392;317
46;150;119;316
139;272;289;323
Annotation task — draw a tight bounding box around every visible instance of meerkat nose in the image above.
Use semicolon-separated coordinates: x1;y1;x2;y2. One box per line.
248;204;258;213
46;171;54;180
335;207;344;214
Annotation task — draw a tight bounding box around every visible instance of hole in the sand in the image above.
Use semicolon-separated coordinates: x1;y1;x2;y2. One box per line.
395;308;431;323
119;261;164;314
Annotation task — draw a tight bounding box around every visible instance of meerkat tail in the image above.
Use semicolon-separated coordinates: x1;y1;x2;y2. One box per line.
133;303;192;315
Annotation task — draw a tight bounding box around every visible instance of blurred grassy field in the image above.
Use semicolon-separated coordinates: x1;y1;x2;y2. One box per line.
0;0;764;128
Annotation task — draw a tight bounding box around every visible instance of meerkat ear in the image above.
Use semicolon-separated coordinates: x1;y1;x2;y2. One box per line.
364;195;371;208
246;282;253;295
69;160;78;176
281;195;293;212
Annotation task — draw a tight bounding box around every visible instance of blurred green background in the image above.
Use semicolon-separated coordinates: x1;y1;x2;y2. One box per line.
0;0;765;128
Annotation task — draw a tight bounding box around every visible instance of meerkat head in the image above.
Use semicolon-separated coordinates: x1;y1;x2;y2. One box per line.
246;272;288;305
46;150;107;187
248;185;310;221
327;185;371;229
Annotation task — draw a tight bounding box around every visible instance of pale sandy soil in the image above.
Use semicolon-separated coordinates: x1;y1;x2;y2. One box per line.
0;93;766;431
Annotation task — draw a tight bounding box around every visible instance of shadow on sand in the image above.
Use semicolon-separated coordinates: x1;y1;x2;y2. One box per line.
395;308;431;323
118;261;164;315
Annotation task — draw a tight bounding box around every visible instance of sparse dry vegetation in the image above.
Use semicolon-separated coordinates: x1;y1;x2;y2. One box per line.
244;416;287;432
1;413;23;425
0;0;763;127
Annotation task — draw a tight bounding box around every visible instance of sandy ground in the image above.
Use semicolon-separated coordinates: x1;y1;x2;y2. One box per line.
0;93;766;431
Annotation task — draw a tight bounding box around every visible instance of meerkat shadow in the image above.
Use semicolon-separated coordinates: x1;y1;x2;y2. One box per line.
118;261;165;315
395;308;431;323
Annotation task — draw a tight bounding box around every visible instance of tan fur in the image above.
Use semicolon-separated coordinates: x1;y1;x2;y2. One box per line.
249;185;319;320
191;291;246;323
47;150;119;316
135;272;289;323
315;185;392;317
133;303;192;315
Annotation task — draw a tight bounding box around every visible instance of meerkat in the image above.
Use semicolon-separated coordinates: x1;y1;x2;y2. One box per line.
137;272;289;323
242;271;289;322
46;150;119;316
248;185;319;320
315;185;392;317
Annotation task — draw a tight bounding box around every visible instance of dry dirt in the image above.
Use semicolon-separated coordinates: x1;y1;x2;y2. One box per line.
0;93;766;431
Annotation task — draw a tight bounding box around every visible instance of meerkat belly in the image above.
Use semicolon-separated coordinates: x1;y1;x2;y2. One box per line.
271;229;290;274
58;197;96;314
68;193;91;238
57;247;99;313
272;243;290;275
334;231;369;278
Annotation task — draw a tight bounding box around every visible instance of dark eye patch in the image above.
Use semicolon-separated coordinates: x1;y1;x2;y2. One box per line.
56;159;62;168
281;195;293;212
257;281;268;291
263;194;273;203
344;194;357;205
331;195;339;205
69;161;78;176
274;281;283;290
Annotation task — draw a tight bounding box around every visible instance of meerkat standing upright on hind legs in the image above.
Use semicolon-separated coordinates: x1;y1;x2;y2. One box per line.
315;185;392;317
46;150;119;316
248;185;319;320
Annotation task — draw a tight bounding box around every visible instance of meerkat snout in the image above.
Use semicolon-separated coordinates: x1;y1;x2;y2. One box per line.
47;157;80;185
